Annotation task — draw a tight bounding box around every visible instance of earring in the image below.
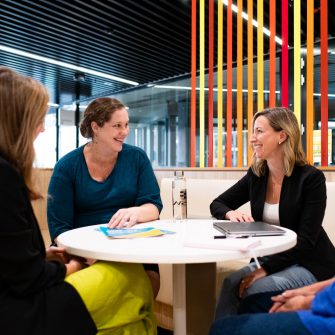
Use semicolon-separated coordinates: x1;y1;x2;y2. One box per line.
278;141;281;144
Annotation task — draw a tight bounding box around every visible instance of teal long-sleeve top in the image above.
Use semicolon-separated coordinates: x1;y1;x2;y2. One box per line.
47;143;162;240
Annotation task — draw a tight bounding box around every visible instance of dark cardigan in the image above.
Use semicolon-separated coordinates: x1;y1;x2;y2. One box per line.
210;165;335;281
0;155;97;335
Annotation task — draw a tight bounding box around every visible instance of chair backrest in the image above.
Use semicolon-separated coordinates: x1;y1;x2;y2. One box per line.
323;182;335;244
159;178;174;219
159;178;250;220
186;178;250;219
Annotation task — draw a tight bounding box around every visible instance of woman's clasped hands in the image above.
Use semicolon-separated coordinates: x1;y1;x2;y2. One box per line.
46;246;69;263
46;246;88;275
269;286;316;313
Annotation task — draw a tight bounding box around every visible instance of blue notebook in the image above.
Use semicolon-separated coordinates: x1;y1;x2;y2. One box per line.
98;226;175;239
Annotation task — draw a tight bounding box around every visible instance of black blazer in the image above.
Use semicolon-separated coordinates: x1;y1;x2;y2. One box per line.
210;164;335;281
0;155;96;335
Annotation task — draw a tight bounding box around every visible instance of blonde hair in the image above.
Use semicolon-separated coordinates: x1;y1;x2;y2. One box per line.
0;67;49;199
251;107;307;177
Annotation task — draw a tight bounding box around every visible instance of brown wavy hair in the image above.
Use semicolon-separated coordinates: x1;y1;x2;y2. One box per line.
0;67;49;199
251;107;307;177
80;97;126;139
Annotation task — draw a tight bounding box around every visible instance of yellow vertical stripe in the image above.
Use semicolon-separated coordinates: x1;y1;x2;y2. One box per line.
247;0;253;164
237;0;243;167
306;0;314;163
217;0;223;167
199;0;205;167
257;0;264;111
294;0;301;124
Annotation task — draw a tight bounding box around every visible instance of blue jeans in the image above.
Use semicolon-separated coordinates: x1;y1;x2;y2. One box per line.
214;260;317;319
210;313;311;335
238;290;283;314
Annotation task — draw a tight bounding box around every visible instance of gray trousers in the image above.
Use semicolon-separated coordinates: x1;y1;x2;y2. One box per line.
214;260;317;320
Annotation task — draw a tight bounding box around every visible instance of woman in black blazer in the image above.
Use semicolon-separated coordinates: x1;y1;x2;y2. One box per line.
0;67;156;335
210;107;335;319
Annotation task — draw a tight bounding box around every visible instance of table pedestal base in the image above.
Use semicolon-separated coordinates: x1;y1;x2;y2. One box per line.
173;263;216;335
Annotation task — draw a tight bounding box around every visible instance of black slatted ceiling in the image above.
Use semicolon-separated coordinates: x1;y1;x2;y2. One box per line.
0;0;334;106
0;0;191;105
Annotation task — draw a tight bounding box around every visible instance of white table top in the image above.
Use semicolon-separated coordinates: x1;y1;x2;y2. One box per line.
57;219;297;264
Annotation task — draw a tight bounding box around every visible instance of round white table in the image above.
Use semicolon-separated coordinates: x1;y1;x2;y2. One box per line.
58;219;297;335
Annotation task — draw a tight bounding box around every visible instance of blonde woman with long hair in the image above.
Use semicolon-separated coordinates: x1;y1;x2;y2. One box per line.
210;107;335;319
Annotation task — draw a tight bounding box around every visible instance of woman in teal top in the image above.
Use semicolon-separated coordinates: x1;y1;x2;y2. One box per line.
47;97;163;298
47;143;162;238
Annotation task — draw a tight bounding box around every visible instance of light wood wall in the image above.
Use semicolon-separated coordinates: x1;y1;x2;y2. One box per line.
31;168;53;246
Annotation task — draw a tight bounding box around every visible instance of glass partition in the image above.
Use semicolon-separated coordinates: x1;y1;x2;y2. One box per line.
34;41;335;168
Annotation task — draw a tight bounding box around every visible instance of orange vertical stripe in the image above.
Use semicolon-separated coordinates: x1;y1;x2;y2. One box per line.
208;0;214;167
269;0;276;107
320;0;328;166
247;0;253;164
190;0;196;167
306;0;314;164
237;0;243;167
226;0;233;167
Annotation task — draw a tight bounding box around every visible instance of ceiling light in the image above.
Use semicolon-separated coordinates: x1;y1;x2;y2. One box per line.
0;45;139;86
222;0;283;45
47;102;59;107
314;93;335;98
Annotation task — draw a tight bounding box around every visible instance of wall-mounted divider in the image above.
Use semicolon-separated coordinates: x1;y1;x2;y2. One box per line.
190;0;329;167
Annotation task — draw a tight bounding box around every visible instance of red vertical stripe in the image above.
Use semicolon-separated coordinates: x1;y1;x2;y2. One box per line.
281;0;289;107
190;0;197;167
269;0;276;107
320;0;328;166
208;0;214;167
226;1;233;166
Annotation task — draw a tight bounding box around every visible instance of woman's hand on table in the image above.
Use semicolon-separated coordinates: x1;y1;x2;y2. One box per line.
239;267;267;298
226;210;254;222
108;207;140;228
